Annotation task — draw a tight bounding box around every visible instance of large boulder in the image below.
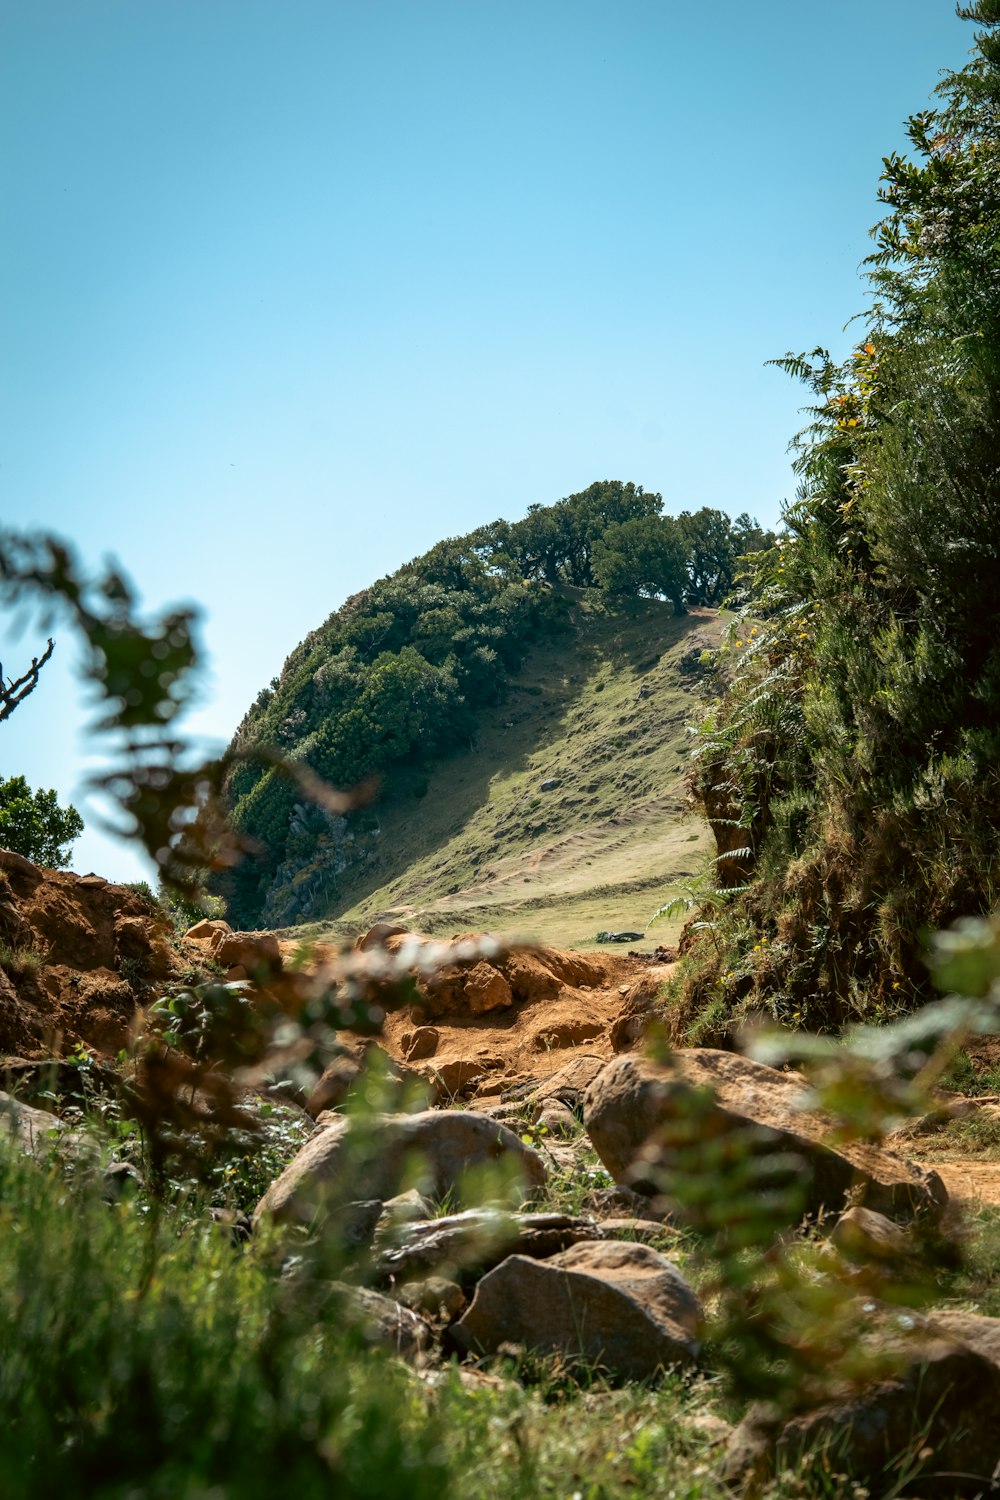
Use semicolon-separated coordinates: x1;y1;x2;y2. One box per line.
584;1052;947;1224
454;1239;702;1381
253;1109;546;1229
725;1318;1000;1491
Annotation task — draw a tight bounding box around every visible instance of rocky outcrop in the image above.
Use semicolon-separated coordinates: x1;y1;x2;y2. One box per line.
584;1051;947;1224
0;852;187;1057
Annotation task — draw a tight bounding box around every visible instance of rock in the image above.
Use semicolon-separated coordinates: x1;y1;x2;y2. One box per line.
354;923;411;952
523;1054;607;1112
831;1206;915;1266
454;1240;702;1380
539;779;560;791
0;863;189;1058
209;929;281;975
396;1277;466;1323
584;1053;947;1224
375;1209;601;1286
253;1109;546;1229
400;1026;439;1061
304;1044;427;1118
419;1057;488;1099
463;962;512;1015
336;1284;431;1362
0;1090;67;1157
725;1324;1000;1491
597;1217;668;1244
376;1188;434;1240
536;1101;579;1138
0;1055;122;1111
184;918;232;944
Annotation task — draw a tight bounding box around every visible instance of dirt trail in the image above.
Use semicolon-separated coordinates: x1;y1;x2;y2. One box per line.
913;1159;1000;1207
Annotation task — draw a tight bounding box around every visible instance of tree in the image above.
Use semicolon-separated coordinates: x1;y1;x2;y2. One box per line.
675;509;768;606
0;774;83;868
592;515;688;610
0;637;55;722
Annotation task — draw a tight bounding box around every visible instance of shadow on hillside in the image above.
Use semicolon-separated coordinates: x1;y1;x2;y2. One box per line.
315;601;719;928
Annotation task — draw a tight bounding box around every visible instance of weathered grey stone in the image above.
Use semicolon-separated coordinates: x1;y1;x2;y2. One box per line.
831;1206;914;1266
335;1284;431;1362
376;1209;601;1286
536;1100;579;1138
725;1327;1000;1492
0;1090;68;1157
253;1109;546;1229
454;1239;702;1380
584;1052;947;1224
396;1276;466;1323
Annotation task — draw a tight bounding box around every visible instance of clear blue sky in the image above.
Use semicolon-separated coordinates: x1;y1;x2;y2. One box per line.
0;0;975;883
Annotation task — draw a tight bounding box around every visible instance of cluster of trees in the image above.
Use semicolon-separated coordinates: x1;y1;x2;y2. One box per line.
680;0;1000;1030
223;484;769;926
468;482;771;609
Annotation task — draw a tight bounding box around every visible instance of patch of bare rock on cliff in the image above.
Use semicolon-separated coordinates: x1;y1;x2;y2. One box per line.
343;925;671;1101
0;850;202;1058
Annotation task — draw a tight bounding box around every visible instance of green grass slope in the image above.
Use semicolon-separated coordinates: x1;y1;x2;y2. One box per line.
300;597;723;949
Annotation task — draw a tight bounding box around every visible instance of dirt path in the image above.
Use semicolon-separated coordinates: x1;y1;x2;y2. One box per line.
919;1159;1000;1207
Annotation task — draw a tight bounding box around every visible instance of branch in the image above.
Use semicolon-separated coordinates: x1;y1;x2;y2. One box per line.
0;638;55;724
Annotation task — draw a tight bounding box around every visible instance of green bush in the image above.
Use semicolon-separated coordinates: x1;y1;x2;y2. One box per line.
0;1149;448;1500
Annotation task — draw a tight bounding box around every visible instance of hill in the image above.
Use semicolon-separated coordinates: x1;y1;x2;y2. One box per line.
220;481;764;937
289;597;723;948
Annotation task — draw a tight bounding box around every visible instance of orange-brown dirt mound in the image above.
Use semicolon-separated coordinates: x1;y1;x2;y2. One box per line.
329;927;674;1100
0;859;670;1091
0;850;196;1058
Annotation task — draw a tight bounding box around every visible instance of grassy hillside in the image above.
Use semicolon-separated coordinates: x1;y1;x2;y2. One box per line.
294;596;722;949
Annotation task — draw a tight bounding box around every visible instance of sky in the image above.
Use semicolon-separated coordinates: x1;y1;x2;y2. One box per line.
0;0;977;883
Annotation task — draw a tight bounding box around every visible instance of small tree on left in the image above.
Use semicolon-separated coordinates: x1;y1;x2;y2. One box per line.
0;774;83;868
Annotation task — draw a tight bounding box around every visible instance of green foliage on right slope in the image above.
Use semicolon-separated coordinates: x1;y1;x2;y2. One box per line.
676;1;1000;1036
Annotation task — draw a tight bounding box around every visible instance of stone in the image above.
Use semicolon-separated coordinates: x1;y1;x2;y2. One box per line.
831;1206;914;1266
336;1284;430;1362
418;1057;488;1099
401;1026;439;1061
463;962;512;1015
396;1276;466;1323
304;1044;426;1118
209;928;281;974
539;779;560;791
253;1109;546;1229
597;1217;668;1244
0;1090;68;1157
377;1187;434;1235
376;1209;601;1286
725;1324;1000;1491
584;1052;947;1224
354;923;411;952
455;1239;702;1381
184;918;232;944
